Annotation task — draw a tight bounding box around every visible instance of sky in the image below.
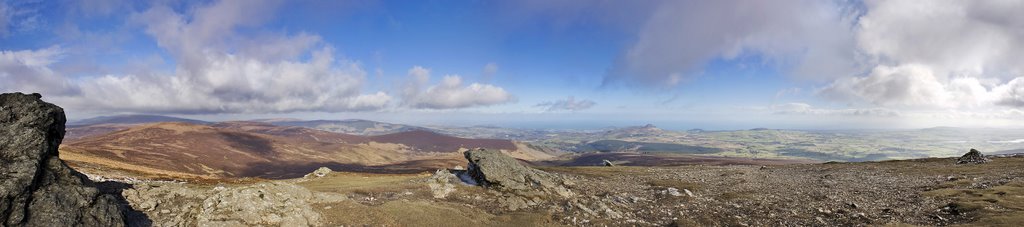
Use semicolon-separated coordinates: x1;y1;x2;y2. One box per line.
2;0;1024;130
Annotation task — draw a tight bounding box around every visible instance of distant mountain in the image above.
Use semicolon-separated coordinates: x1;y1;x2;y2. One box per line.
369;130;517;152
993;148;1024;155
69;114;208;126
268;119;428;136
64;124;133;141
59;121;540;179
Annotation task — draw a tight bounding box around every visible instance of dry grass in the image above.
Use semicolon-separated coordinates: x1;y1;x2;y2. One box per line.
59;149;215;180
297;172;425;194
919;166;1024;227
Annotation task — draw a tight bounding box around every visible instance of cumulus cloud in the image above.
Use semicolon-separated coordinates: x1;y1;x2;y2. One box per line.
0;46;79;96
819;65;952;108
605;0;861;87
995;78;1024;107
535;96;596;112
585;0;1024;112
818;65;1024;110
819;1;1024;110
541;0;1024;115
1;0;391;114
856;0;1024;80
401;66;514;109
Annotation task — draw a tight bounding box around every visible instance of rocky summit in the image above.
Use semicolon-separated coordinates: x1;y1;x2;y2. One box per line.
956;148;991;165
0;93;125;226
463;148;574;198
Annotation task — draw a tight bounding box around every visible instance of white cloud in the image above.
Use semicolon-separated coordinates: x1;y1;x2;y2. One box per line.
536;96;596;112
0;46;79;96
995;78;1024;107
818;1;1024;111
2;0;390;114
401;66;514;109
605;0;861;87
545;0;1024;118
819;64;953;108
856;0;1024;80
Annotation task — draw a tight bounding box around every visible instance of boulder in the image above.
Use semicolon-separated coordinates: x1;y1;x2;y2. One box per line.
463;148;573;197
956;148;990;165
0;92;126;226
123;181;327;226
304;166;333;178
427;169;458;198
198;182;321;226
602;159;615;167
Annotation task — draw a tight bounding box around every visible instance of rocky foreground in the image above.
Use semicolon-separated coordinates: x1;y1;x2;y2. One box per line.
3;93;1024;226
106;151;1024;226
0;93;125;226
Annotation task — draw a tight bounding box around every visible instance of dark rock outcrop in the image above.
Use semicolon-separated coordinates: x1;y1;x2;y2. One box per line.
0;92;126;226
602;159;615;167
463;148;573;197
956;148;990;165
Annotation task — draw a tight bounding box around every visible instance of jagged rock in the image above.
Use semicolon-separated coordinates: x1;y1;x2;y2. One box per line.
304;167;333;178
0;92;126;226
428;169;458;198
956;148;990;165
198;182;320;226
603;160;615;167
124;181;326;226
463;148;573;198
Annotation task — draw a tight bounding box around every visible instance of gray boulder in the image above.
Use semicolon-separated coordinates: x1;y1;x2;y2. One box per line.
427;169;459;198
0;92;126;226
956;148;990;165
463;148;573;198
303;166;333;179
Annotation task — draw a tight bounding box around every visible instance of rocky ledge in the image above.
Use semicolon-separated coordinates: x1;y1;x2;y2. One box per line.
0;92;126;226
464;148;574;198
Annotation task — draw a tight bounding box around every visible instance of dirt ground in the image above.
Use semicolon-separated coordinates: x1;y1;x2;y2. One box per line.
280;156;1024;226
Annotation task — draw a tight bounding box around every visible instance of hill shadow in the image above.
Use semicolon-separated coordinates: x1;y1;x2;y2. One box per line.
238;158;466;179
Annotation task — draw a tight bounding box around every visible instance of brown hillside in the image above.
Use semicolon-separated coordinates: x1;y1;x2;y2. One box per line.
59;122;526;179
212;121;370;144
60;122;418;179
369;130;517;152
65;124;134;141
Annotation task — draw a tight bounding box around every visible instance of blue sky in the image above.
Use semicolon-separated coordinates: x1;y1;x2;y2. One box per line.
2;0;1024;130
